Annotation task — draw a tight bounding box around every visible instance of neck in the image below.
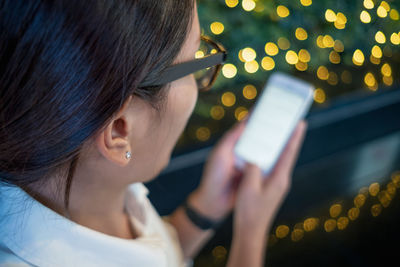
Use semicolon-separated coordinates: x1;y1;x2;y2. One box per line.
25;171;137;239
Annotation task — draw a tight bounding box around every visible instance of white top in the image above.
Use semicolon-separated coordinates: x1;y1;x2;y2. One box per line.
0;182;191;267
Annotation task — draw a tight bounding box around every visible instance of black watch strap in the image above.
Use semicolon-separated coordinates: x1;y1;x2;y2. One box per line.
183;199;222;230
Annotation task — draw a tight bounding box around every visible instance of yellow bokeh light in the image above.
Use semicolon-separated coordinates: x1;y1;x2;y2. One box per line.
277;5;290;18
371;45;383;58
316;35;325;48
371;204;382;217
295;27;308;41
364;72;376;87
195;50;205;59
221;92;236;107
337;217;349;230
323;35;334;48
298;49;311;62
375;31;386;44
317;66;329;80
334;20;346;30
352;49;365;66
360;10;371;23
336;12;347;24
334;40;344;52
278;37;290;50
222;64;237;79
303;218;319;232
265;42;279;56
381;63;392;77
390;9;399;20
354;194;367;208
377;6;388;18
244;60;259;73
300;0;312;7
261;56;275;71
225;0;239;8
348;207;360;221
291;229;304;242
370;55;381;65
242;47;257;62
243;84;257;100
324;219;337;232
212;246;227;260
329;204;342;218
369;182;380;196
325;9;337;22
196;127;211;141
238;49;245;62
210;22;224;35
275;225;290;238
210;105;225;120
285;50;298;65
380;1;390;12
329;51;341;64
314;88;326;103
242;0;256;12
328;71;338;85
378;190;392;208
235;106;248;121
295;62;308;71
383;75;393;86
363;0;374;9
390;33;400;45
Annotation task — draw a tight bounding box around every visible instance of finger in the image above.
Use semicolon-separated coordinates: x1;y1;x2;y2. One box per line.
270;120;308;178
241;162;262;190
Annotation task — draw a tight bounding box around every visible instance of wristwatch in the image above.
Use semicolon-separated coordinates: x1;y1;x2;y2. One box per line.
182;198;222;230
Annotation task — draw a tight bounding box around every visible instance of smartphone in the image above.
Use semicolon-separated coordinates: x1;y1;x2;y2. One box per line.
234;72;314;175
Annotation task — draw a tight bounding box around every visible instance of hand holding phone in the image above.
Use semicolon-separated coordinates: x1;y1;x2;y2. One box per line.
234;72;314;176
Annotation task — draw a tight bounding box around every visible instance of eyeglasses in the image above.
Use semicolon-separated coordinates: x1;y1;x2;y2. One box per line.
138;35;227;92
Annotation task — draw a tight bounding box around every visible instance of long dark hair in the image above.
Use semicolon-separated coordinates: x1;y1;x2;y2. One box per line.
0;0;194;210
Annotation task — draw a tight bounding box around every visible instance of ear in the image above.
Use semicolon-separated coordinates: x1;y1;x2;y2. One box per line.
95;95;134;167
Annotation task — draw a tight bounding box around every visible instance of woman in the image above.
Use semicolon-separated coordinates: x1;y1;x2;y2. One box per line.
0;0;307;266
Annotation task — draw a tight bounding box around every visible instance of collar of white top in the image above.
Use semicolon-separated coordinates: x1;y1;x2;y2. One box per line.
0;182;168;267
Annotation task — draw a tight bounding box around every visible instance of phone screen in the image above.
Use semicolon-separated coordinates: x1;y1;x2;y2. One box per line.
234;78;312;174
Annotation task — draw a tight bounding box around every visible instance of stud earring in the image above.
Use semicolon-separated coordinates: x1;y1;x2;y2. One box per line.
125;151;132;159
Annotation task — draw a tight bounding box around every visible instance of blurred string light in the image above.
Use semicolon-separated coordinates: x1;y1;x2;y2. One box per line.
210;105;225;120
300;0;312;7
222;64;237;78
210;22;224;35
390;33;400;44
195;127;210;141
265;42;279;56
277;37;290;50
234;106;248;120
360;10;371;23
225;0;238;8
295;27;308;41
242;84;257;100
352;49;365;66
244;60;259;73
314;88;326;103
242;0;256;12
221;91;236;107
276;5;290;18
375;31;386;44
261;56;275;71
363;0;374;9
285;50;298;65
266;170;400;246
